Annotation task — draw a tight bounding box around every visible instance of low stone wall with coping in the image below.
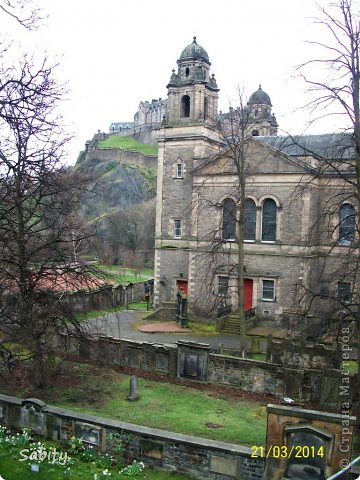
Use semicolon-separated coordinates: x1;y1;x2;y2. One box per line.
0;394;264;480
67;337;353;407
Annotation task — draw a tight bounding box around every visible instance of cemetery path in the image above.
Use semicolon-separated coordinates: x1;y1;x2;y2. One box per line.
85;310;247;349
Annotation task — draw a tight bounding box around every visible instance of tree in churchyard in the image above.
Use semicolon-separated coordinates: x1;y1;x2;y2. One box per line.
105;198;156;265
197;92;257;357
0;0;42;29
0;28;101;387
295;0;360;406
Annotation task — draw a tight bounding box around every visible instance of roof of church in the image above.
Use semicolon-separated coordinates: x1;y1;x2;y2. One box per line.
248;85;272;106
179;37;210;63
257;133;355;159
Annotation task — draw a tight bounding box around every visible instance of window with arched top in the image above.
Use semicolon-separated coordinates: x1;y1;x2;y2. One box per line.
222;198;236;240
262;198;277;242
339;203;355;245
252;130;259;137
185;67;190;77
181;95;191;118
204;96;208;120
244;198;256;241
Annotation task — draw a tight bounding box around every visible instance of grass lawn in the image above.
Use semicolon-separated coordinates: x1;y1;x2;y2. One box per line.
59;380;267;445
187;321;218;335
100;266;153;285
97;136;158;155
3;362;267;447
0;442;192;480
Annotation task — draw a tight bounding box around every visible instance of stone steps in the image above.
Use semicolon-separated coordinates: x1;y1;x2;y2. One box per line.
220;313;257;334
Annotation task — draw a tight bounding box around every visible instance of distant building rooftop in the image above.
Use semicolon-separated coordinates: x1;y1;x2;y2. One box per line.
109;122;134;133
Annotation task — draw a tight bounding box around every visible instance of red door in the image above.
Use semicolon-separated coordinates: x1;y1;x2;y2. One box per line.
244;279;253;310
177;280;188;295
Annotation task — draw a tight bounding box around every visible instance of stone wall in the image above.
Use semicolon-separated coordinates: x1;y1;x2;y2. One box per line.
264;404;357;480
1;395;356;480
0;394;264;480
66;337;353;407
85;146;157;169
269;337;340;369
61;281;149;314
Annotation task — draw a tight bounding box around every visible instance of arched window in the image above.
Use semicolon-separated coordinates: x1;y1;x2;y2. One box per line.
339;203;355;245
252;129;259;137
204;96;208;120
262;198;277;242
222;198;236;240
244;199;256;241
181;95;190;118
185;67;190;77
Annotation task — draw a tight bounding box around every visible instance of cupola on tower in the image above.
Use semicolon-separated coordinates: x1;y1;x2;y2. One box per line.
166;37;219;124
247;85;278;136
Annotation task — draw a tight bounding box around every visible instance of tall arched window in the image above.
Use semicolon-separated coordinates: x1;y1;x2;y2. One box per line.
339;203;355;245
204;96;208;120
181;95;190;118
244;198;256;241
222;198;236;240
262;198;277;242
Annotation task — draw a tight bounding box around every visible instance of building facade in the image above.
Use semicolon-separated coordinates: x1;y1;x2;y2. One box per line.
134;98;168;129
154;38;357;330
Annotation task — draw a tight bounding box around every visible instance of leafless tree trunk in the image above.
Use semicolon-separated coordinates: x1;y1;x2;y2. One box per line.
297;0;360;426
0;50;101;387
196;90;254;356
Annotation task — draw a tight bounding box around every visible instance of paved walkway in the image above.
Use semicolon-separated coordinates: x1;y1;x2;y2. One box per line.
84;309;283;349
138;321;192;333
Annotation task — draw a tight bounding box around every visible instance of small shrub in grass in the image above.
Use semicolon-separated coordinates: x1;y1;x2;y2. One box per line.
106;432;126;468
94;468;112;479
69;436;112;467
119;460;145;476
0;427;32;448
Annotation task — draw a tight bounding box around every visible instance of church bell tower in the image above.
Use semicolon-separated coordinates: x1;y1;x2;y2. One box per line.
166;37;219;124
153;38;221;311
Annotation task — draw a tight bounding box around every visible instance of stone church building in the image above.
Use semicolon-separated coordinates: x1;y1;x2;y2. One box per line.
153;37;357;329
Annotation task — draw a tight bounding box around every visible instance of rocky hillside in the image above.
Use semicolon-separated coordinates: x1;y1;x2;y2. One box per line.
74;134;158;264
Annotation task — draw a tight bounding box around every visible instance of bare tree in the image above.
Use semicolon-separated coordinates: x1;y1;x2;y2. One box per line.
105;198;156;265
296;0;360;378
0;0;43;29
0;53;101;388
193;92;259;357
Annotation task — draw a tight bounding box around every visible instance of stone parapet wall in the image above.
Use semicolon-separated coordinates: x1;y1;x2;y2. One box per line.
65;337;353;407
0;394;264;480
85;147;157;169
61;281;149;314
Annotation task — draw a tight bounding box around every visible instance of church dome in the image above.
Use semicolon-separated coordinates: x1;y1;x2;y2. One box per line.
180;37;210;63
248;85;272;106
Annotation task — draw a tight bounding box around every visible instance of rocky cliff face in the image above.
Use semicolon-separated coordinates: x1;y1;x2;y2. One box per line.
73;139;157;263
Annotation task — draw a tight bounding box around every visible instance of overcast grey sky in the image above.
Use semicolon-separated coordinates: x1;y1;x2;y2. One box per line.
3;0;356;164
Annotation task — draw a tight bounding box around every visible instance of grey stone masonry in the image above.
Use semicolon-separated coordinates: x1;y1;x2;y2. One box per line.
0;394;264;480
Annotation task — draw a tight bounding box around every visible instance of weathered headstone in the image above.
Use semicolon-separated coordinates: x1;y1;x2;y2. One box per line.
128;375;140;401
266;334;273;362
